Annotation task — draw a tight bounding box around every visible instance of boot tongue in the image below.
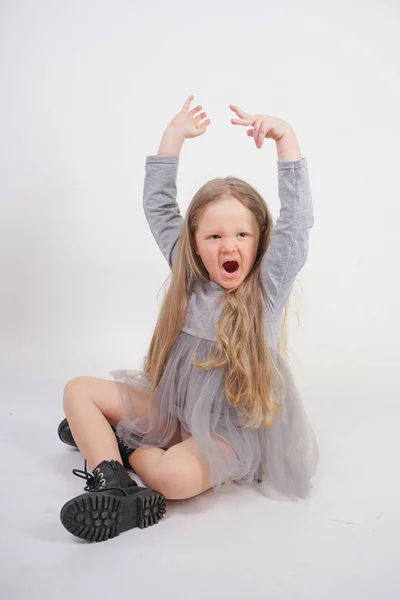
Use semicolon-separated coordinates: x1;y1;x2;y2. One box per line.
93;460;138;490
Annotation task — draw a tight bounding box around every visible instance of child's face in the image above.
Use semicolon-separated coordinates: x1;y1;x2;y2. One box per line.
194;197;260;289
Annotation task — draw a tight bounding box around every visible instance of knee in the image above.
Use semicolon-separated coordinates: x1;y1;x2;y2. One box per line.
155;457;198;500
63;376;92;411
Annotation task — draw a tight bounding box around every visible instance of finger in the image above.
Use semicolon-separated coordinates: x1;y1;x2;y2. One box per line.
195;111;207;122
253;117;264;147
230;104;251;119
183;95;195;109
195;119;211;135
191;105;203;115
257;118;271;147
256;117;268;147
231;116;254;126
198;119;211;130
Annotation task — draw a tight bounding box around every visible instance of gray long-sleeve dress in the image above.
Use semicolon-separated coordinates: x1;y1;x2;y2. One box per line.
111;155;319;499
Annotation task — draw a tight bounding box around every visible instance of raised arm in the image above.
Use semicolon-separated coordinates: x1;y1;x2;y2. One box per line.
143;155;183;268
261;157;314;311
143;98;211;268
229;107;314;312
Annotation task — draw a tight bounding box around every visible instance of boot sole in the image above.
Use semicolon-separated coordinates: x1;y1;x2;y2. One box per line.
60;489;166;542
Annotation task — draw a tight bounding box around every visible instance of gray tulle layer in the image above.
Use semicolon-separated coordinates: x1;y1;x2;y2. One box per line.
111;331;319;499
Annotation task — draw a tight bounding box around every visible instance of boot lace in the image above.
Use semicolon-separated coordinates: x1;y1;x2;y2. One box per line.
72;459;106;492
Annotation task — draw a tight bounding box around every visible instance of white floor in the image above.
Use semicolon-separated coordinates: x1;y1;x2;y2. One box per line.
1;376;399;600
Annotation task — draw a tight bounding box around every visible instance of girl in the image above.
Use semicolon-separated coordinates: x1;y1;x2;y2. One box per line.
58;95;319;542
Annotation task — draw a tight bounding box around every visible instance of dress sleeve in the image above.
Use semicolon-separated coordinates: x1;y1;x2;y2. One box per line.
261;157;314;312
143;155;184;268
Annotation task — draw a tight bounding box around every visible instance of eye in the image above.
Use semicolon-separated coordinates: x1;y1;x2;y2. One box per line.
209;233;248;239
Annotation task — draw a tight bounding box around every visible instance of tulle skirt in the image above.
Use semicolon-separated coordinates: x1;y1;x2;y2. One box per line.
110;331;319;499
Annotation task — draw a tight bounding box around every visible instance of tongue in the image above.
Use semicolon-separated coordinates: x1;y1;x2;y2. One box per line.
223;261;238;273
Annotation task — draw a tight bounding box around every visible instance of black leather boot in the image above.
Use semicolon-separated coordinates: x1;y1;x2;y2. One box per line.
57;418;135;470
60;459;166;542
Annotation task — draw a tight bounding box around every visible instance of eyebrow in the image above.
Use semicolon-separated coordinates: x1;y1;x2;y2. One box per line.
203;226;254;234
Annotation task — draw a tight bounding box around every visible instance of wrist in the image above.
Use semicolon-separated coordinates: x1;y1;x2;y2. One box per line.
157;125;185;157
276;131;302;162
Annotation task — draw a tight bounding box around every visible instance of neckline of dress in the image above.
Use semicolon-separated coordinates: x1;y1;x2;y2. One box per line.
207;280;226;292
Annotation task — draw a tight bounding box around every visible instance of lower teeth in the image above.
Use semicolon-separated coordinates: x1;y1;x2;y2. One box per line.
223;268;238;275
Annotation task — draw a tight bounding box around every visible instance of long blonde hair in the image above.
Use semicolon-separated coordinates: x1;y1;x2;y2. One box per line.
142;175;297;428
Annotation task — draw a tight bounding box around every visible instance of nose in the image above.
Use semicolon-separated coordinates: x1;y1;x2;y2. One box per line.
221;239;238;253
222;248;238;258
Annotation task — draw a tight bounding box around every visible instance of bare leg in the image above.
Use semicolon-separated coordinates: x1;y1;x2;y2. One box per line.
60;376;172;542
130;435;236;500
62;375;181;472
63;376;232;500
63;376;146;470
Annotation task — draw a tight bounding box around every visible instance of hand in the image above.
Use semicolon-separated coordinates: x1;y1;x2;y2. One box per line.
168;95;211;139
230;105;294;149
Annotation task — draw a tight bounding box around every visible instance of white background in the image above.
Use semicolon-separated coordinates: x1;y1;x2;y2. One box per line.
1;1;399;599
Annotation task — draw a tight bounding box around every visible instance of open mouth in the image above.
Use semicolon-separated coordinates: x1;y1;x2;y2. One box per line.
221;260;240;278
